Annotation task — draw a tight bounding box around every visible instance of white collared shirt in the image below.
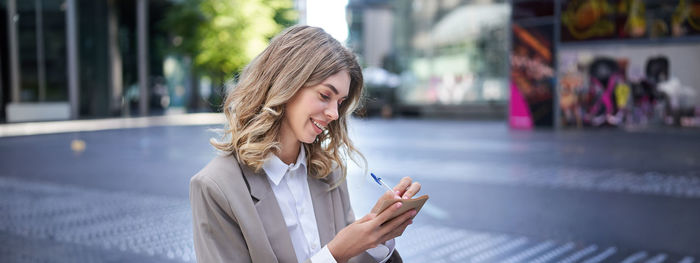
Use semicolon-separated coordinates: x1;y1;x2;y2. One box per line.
263;146;395;263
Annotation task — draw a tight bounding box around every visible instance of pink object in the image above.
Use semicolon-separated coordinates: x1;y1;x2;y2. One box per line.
509;82;533;129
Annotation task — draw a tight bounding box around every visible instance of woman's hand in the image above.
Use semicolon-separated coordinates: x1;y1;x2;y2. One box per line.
327;191;416;263
368;176;421;215
393;176;421;199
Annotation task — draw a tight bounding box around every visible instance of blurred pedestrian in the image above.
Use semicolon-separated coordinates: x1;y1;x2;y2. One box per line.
190;25;420;263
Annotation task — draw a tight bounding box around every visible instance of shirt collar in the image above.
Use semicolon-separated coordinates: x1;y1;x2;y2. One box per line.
262;145;307;186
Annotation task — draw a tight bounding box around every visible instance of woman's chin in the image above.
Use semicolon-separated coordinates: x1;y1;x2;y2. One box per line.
300;135;316;144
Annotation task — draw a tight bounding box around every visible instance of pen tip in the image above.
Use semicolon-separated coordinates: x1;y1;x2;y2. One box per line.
370;173;380;183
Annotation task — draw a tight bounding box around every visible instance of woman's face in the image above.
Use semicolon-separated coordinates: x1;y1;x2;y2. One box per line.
282;70;350;144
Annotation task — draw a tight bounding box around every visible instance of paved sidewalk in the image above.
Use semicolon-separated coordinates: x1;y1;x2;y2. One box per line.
0;113;224;137
2;176;695;263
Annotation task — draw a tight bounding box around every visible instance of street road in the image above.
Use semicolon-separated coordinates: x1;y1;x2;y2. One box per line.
1;119;698;262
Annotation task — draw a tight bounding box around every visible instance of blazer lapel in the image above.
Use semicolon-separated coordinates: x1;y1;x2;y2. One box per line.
240;164;298;263
308;174;335;246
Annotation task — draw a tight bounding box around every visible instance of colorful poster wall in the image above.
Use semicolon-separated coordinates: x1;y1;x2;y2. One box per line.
561;0;700;42
558;44;700;127
510;23;555;128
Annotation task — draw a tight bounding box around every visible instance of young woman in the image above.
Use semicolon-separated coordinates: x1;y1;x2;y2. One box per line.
190;25;421;263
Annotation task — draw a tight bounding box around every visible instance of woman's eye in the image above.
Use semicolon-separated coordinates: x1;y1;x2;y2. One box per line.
320;93;330;100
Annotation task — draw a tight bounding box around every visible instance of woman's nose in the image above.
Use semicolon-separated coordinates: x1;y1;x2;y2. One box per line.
325;103;339;121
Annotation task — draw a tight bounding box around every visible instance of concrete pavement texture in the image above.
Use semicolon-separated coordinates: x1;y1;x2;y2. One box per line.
1;118;699;262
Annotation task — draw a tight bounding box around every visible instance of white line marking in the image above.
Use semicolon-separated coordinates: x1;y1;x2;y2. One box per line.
583;247;618;263
622;251;649;263
645;253;667;263
398;226;469;257
502;241;557;263
530;242;576;263
448;235;511;261
471;237;529;262
429;233;492;258
557;245;598;263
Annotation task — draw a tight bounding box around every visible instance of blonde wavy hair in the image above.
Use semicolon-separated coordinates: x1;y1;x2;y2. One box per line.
211;25;366;186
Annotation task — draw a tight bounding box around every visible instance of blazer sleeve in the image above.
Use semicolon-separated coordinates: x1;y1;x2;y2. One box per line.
190;175;252;263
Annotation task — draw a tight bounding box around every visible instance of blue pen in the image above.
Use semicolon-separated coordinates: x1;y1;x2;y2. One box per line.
370;173;395;193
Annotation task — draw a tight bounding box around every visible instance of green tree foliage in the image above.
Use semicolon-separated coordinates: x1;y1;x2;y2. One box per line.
264;0;297;29
161;0;297;80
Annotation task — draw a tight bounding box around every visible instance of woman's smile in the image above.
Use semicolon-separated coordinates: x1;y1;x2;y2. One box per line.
311;118;326;134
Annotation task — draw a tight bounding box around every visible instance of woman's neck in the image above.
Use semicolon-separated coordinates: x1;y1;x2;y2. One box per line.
278;125;301;165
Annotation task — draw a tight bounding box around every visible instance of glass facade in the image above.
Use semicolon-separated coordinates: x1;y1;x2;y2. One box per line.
392;0;510;106
1;0;177;121
10;0;67;99
2;0;67;103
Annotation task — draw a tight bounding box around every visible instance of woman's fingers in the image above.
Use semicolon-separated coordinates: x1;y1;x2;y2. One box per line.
357;213;376;223
373;201;403;225
371;190;400;214
379;216;413;243
391;176;421;199
402;181;421;199
377;209;415;238
393;177;412;196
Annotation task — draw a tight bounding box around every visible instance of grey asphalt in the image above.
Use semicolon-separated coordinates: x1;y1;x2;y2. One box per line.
1;118;699;262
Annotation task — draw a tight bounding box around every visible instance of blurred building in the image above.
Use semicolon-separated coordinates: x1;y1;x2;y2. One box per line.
0;0;176;122
510;0;700;129
348;0;510;118
349;0;700;126
0;0;300;123
4;0;699;127
347;0;394;68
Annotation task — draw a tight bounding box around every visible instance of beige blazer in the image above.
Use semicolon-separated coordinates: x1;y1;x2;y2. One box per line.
190;154;402;263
